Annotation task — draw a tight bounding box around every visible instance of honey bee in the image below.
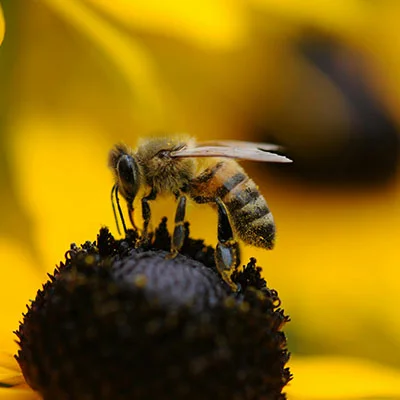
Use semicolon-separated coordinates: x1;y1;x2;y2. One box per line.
109;136;292;291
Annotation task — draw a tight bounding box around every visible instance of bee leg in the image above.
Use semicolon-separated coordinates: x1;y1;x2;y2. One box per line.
215;197;239;292
127;200;138;232
111;184;127;235
167;195;187;259
141;189;157;241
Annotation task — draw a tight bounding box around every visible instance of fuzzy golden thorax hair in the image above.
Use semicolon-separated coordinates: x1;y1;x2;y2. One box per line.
135;137;196;195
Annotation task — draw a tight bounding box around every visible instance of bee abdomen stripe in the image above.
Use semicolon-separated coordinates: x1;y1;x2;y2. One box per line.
225;186;260;213
231;198;271;224
216;173;247;199
248;211;274;227
195;162;224;183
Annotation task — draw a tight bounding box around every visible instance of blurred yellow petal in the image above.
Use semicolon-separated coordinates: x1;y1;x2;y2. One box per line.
0;388;37;399
10;115;116;271
238;176;400;364
0;364;22;387
0;239;42;354
0;360;33;397
43;0;166;125
245;1;400;130
83;0;247;50
365;2;400;125
250;0;372;40
288;356;400;399
0;4;4;45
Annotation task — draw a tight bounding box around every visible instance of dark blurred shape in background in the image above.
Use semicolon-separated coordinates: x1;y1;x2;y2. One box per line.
257;36;399;186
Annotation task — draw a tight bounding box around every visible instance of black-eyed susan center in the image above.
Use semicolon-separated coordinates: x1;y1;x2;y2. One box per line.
15;219;291;400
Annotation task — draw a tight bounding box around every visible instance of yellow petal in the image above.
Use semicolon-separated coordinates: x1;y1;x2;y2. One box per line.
0;354;21;376
287;355;400;399
83;0;247;50
43;0;166;125
0;363;23;387
10;116;116;271
0;359;33;397
363;2;400;124
238;175;400;363
250;0;371;40
0;4;4;46
0;388;37;400
0;239;43;354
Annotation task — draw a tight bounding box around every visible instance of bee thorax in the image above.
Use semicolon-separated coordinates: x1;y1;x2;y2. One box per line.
142;158;195;195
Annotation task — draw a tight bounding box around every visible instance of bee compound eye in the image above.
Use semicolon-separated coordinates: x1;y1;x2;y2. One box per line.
117;155;140;199
117;155;135;183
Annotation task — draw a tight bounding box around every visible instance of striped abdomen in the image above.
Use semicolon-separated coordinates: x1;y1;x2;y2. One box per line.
189;160;275;249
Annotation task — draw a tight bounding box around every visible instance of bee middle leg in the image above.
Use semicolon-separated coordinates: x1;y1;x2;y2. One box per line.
167;194;187;259
141;189;157;241
215;197;239;292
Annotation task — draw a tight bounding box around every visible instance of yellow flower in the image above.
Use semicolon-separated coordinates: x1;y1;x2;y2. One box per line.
1;0;400;398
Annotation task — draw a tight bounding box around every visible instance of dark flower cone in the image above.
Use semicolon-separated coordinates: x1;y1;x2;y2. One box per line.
15;218;292;400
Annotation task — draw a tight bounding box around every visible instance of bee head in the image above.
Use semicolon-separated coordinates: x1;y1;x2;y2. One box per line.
109;145;141;202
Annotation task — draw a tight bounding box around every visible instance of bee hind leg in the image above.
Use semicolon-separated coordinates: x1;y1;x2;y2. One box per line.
167;195;187;259
215;197;239;292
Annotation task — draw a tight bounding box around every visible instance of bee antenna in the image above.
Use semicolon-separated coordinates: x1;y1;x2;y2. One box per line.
111;184;127;235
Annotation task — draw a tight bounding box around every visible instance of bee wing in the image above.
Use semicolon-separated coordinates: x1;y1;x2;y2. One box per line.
170;146;292;163
196;140;282;152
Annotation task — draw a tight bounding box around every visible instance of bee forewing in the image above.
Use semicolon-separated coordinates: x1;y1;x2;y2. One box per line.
170;146;292;163
196;140;282;152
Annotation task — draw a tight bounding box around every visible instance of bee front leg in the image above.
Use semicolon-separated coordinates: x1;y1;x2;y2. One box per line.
167;195;187;259
141;189;157;242
111;184;127;235
215;197;239;292
127;200;138;232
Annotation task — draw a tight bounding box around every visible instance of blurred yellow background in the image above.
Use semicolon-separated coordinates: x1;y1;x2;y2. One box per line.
1;1;400;399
